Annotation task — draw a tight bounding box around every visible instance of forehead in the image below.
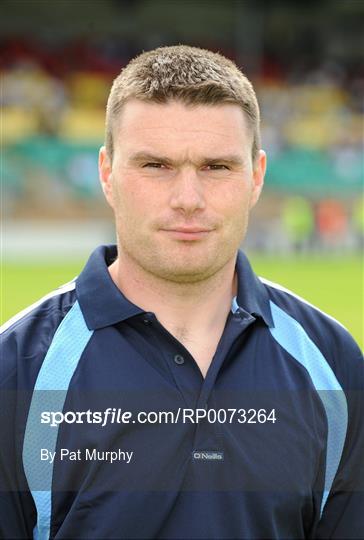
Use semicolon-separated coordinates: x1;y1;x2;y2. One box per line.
113;99;252;157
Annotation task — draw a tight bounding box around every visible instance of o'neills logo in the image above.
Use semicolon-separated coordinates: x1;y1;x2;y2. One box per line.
192;450;224;461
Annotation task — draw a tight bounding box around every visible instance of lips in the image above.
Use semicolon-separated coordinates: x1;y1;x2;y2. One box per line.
167;227;212;233
161;227;213;240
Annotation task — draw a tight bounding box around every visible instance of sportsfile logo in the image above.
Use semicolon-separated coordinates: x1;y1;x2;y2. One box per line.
192;450;224;461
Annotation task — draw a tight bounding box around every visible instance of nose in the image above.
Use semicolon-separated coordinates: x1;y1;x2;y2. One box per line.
169;167;206;215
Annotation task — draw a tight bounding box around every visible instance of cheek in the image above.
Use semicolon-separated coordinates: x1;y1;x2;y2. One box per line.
219;184;253;237
218;182;252;216
113;178;160;229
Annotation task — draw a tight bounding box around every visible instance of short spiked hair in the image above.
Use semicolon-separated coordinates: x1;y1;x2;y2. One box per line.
105;45;261;163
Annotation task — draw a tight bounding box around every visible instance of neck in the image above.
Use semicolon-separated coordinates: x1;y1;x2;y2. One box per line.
108;247;238;334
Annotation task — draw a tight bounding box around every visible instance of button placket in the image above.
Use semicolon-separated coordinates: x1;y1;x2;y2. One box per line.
174;354;185;365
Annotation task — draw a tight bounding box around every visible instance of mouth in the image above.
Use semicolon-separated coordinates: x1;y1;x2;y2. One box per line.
160;228;214;241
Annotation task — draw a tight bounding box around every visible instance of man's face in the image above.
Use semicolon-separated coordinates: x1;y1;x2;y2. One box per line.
99;99;266;283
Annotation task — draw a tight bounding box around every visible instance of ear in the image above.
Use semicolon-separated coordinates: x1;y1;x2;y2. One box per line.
250;150;266;209
99;146;114;208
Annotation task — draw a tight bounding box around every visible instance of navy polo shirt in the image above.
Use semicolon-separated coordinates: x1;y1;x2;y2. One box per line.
1;245;363;540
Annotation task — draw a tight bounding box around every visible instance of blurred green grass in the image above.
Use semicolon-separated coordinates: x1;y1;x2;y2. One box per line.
1;255;363;349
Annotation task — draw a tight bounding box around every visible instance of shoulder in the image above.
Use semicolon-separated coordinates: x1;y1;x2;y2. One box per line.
0;280;78;389
260;276;363;391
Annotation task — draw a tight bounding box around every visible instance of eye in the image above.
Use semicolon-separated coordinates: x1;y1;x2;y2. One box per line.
204;164;230;171
143;162;166;169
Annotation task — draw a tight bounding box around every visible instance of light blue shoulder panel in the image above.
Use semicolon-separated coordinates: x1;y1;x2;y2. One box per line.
268;300;348;516
22;301;93;540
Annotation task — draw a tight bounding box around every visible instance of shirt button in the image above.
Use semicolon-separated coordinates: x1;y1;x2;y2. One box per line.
142;314;152;325
174;354;185;365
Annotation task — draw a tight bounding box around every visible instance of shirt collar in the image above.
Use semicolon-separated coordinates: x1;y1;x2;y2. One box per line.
234;250;274;327
76;245;144;330
76;245;273;330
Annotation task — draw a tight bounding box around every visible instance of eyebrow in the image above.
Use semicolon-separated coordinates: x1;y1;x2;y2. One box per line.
128;152;245;167
128;152;174;166
200;155;245;167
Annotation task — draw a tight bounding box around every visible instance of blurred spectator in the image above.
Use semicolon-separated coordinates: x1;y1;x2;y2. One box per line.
316;199;349;250
281;196;315;253
2;61;67;137
352;197;364;248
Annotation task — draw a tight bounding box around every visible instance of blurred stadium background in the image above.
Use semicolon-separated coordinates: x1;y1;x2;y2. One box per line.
1;0;363;347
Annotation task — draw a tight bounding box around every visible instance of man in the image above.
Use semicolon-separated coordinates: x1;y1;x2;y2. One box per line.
1;45;363;540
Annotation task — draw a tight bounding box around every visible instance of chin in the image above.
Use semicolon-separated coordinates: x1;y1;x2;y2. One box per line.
148;255;227;284
155;267;216;284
